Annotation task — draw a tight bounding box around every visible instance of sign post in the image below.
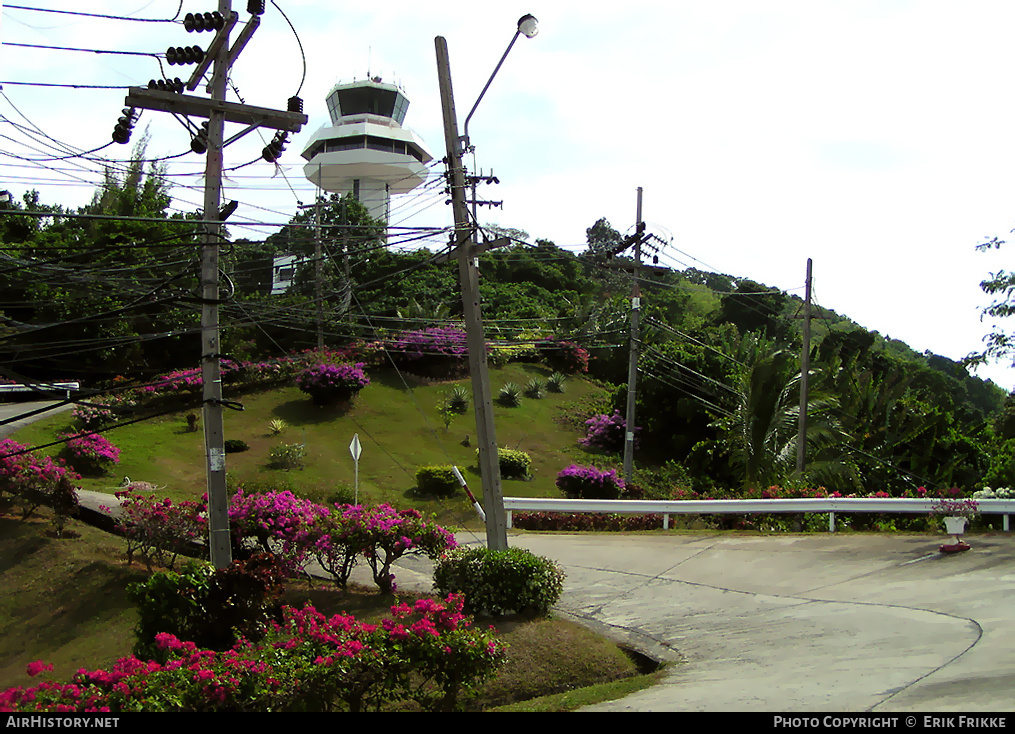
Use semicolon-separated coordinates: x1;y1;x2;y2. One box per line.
349;433;362;504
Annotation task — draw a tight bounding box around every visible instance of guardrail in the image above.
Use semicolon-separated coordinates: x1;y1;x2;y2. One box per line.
0;382;79;399
502;497;1015;532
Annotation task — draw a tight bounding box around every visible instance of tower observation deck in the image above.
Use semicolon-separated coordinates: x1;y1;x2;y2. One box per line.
302;78;432;226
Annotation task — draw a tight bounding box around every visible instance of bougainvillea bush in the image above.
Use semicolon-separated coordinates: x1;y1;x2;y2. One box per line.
0;438;80;523
228;489;329;572
296;362;370;405
579;410;638;453
110;491;207;571
538;340;589;374
386;325;469;378
555;463;626;500
0;594;506;712
224;491;459;594
71;403;116;431
325;504;459;593
60;432;120;476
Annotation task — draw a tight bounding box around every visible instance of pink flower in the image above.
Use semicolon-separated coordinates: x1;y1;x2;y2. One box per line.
26;661;53;677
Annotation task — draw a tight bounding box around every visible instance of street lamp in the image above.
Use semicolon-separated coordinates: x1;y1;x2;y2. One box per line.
462;14;539;154
434;15;538;551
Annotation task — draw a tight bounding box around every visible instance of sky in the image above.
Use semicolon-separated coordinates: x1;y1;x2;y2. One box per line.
2;1;1015;392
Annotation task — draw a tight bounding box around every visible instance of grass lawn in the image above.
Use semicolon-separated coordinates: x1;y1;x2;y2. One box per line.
1;364;670;709
0;509;664;711
8;363;613;531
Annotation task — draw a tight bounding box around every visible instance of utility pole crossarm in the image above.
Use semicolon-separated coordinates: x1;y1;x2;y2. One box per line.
125;88;307;132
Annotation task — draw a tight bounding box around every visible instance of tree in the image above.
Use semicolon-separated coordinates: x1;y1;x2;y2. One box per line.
1;137;201;379
968;235;1015;367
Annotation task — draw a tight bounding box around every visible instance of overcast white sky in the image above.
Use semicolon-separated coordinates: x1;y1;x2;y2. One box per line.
3;1;1015;391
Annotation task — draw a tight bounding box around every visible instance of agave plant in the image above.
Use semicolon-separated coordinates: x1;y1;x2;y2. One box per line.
448;384;470;414
524;378;545;399
268;418;288;436
546;372;567;393
498;382;522;407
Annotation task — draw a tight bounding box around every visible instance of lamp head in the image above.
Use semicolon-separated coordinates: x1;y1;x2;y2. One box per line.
517;14;539;38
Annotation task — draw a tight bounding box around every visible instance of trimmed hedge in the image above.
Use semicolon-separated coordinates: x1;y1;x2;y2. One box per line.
477;448;531;480
433;546;565;616
416;465;458;496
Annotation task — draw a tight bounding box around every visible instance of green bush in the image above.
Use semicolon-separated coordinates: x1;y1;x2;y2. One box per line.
546;372;567;393
416;465;459;496
433;546;565;616
224;439;249;453
477;447;532;479
268;443;305;470
126;556;285;661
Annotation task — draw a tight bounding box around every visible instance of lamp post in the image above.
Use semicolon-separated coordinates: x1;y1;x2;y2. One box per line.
435;15;538;551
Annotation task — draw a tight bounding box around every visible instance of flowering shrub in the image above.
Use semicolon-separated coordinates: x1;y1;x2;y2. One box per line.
1;595;506;712
61;433;120;476
539;340;589;374
345;504;458;594
387;325;469;378
580;410;638;453
229;489;329;572
434;547;565;616
0;438;80;521
930;497;979;520
112;491;207;571
555;463;625;500
297;362;370;405
225;491;458;593
268;443;306;470
972;486;1015;499
513;512;665;532
71;403;115;431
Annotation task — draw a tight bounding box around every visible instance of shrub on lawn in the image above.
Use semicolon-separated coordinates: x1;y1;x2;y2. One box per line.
433;546;565;617
126;555;286;661
61;432;120;476
268;443;305;470
476;448;531;479
296;362;370;406
416;465;459;496
555;463;625;500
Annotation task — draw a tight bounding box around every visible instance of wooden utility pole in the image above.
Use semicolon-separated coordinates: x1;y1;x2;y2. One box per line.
622;188;644;483
796;258;813;474
435;36;508;550
124;0;307;567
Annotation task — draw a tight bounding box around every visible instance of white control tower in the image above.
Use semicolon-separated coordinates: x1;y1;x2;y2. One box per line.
302;78;432;225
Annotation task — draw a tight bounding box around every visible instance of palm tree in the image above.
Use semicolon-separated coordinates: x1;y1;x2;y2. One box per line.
712;335;843;488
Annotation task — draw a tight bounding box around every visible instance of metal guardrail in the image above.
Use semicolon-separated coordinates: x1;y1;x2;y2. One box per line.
502;497;1015;532
0;382;79;399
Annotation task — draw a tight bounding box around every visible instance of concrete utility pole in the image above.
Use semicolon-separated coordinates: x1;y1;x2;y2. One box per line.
434;36;508;550
622;188;644;483
796;257;813;474
124;0;307;568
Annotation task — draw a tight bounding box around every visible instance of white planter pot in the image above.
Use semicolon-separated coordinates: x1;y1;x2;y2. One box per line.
943;516;967;535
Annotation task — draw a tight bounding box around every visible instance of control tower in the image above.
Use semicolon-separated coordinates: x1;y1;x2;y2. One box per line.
302;78;432;225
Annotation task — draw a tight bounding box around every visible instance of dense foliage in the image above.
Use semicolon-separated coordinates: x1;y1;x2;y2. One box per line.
1;164;1006;496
